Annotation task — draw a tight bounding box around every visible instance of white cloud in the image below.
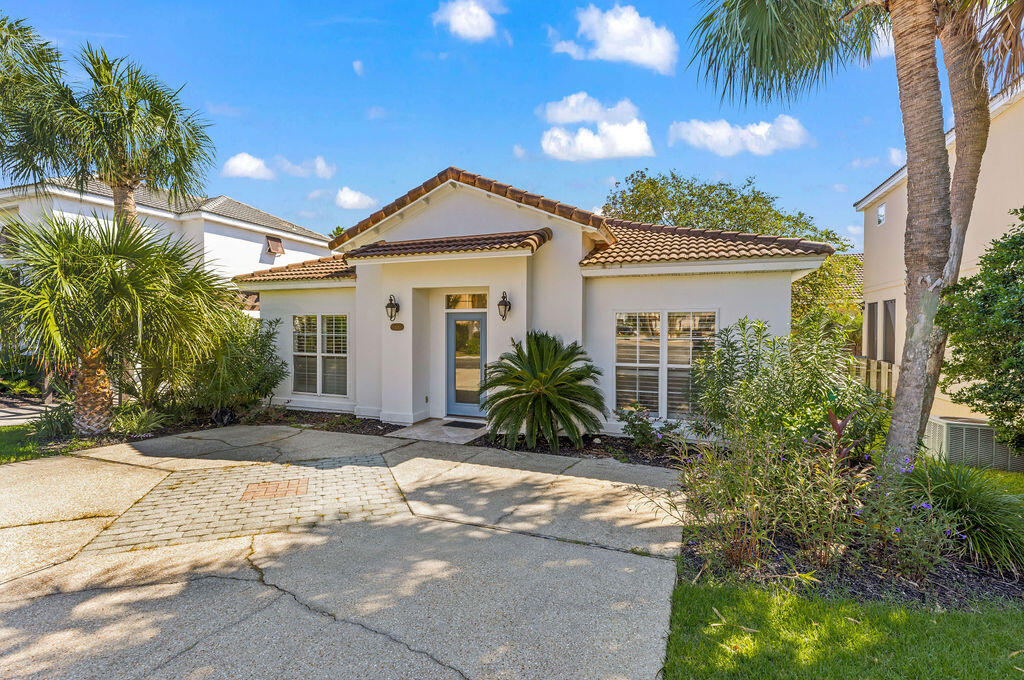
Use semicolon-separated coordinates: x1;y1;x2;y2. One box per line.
221;152;275;180
846;224;864;236
512;144;527;159
541;91;638;125
591;205;604;215
872;27;894;59
335;187;378;210
887;147;906;166
306;189;331;201
832;183;848;193
539;92;653;161
352;59;365;76
206;101;244;117
542;119;654;161
432;0;506;42
276;155;337;179
850;156;879;169
366;105;387;120
667;114;810;157
552;4;678;75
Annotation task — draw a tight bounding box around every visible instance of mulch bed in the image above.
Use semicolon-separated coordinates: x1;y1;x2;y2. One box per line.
239;408;405;436
467;432;677;468
680;535;1024;609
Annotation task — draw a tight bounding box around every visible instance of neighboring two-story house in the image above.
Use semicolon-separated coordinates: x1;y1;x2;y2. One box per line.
0;178;333;311
855;85;1024;469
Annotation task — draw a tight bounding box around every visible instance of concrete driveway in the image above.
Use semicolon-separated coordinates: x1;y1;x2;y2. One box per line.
0;426;681;679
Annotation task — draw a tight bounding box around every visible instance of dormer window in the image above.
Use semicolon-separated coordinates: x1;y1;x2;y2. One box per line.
876;203;887;226
266;235;285;255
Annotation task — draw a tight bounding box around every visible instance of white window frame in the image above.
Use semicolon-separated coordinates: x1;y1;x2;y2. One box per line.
876;203;887;226
613;309;718;420
292;314;349;396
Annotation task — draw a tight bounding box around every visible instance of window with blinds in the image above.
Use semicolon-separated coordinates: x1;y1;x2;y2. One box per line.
292;314;349;395
615;310;716;419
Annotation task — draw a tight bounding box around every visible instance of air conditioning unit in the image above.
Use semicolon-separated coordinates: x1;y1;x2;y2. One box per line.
923;416;1024;472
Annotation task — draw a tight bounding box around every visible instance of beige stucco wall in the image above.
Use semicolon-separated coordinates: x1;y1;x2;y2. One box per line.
585;271;794;433
258;285;358;412
860;90;1024;418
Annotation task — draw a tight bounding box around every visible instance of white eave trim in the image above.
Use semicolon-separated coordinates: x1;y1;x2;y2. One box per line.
183;210;330;247
0;184;330;247
235;279;357;291
853;85;1024;211
580;255;828;277
347;248;534;265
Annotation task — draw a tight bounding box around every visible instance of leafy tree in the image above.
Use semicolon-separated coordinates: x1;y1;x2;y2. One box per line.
0;16;60;141
602;170;858;318
0;214;235;434
690;0;1024;460
0;26;212;223
481;331;607;452
937;210;1024;453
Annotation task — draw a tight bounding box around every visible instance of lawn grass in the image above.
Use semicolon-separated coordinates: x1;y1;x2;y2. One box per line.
0;424;98;464
665;578;1024;679
989;469;1024;495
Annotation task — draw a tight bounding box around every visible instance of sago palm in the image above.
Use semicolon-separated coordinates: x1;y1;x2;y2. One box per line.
0;214;235;434
690;0;1024;461
480;331;607;453
1;38;212;223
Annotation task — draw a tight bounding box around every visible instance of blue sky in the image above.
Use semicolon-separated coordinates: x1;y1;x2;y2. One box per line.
8;1;935;250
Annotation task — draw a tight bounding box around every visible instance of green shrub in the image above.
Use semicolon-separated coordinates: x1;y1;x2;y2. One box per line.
176;315;288;422
481;331;607;452
615;402;680;451
938;212;1024;453
30;402;74;439
907;460;1024;575
110;403;169;436
692;314;890;454
0;378;40;396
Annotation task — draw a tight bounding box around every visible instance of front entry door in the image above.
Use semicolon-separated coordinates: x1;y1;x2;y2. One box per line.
446;313;486;417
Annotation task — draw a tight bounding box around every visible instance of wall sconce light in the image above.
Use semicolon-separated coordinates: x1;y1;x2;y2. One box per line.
385;295;400;321
497;291;511;321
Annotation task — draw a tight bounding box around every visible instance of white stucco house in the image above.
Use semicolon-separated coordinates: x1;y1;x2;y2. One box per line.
235;167;833;432
0;178;333;311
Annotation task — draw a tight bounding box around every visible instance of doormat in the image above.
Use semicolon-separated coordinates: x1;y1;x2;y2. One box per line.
443;420;485;430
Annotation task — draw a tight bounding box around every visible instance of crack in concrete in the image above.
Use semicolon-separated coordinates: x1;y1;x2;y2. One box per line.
140;589;285;678
244;538;472;680
0;514;117;530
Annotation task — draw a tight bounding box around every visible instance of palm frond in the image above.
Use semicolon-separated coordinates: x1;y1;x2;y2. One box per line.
691;0;882;104
480;331;607;452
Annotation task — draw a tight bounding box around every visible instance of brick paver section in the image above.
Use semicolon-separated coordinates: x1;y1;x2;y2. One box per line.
82;455;407;554
241;478;309;501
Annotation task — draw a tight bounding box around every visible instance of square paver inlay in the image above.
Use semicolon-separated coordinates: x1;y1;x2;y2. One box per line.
241;478;309;501
82;455;407;554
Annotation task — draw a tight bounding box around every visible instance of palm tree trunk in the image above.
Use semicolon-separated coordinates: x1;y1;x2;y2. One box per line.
111;184;138;224
884;0;953;462
74;347;112;435
917;20;991;436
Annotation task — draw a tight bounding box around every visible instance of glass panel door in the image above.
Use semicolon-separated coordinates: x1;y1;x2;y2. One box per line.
446;313;486;417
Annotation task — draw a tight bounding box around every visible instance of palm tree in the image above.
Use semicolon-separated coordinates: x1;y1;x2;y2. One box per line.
1;36;213;223
0;214;235;434
690;0;1024;460
480;331;608;453
0;16;60;136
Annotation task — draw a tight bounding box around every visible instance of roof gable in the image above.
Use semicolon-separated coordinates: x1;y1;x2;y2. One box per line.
328;167;616;249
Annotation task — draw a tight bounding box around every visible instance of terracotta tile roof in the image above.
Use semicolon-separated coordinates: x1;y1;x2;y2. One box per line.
345;229;552;260
328;167;614;249
580;221;835;266
834;252;864;298
233;253;355;283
